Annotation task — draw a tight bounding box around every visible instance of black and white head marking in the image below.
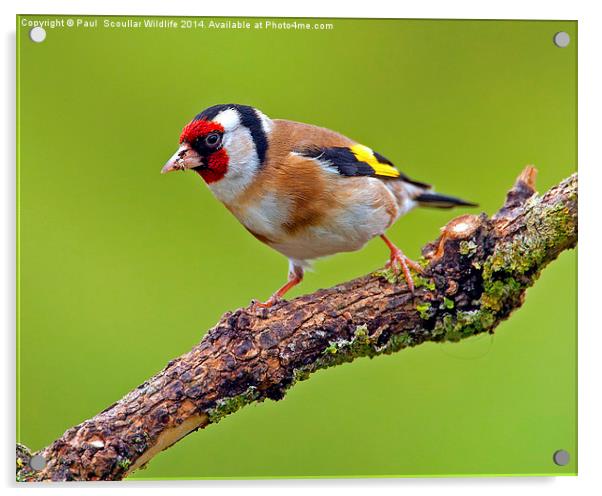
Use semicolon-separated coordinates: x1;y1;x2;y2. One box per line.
191;104;273;204
194;104;271;167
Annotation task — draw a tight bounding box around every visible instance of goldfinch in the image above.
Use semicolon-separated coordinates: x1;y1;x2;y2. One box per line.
162;104;476;307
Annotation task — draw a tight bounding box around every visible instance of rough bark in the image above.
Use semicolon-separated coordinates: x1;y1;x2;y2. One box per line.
17;167;577;482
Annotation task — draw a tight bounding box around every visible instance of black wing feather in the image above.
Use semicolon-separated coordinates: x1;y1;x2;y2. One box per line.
297;145;431;188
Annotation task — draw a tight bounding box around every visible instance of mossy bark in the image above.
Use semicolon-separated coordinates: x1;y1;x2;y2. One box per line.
17;167;577;481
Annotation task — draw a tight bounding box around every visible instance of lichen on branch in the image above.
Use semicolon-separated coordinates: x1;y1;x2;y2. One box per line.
17;167;577;482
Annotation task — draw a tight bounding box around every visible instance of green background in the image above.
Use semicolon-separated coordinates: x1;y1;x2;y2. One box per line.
17;17;577;478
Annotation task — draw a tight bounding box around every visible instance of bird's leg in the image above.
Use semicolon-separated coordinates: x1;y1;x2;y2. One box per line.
380;234;423;292
253;262;304;309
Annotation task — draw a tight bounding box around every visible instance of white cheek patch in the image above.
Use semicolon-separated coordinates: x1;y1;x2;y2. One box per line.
214;108;241;131
224;127;260;176
208;126;260;204
206;106;274;205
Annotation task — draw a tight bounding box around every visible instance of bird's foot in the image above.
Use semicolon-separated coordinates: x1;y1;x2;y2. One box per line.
251;295;283;311
385;249;423;293
251;268;304;312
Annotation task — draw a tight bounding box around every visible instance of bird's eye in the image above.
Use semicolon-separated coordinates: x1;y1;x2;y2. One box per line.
205;133;222;148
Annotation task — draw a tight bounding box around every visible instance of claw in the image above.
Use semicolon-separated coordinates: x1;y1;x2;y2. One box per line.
251;295;282;311
381;234;422;292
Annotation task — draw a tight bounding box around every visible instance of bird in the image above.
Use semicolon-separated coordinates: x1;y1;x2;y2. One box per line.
162;104;476;308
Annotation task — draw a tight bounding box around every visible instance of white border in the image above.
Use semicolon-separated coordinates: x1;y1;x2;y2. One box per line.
2;1;599;495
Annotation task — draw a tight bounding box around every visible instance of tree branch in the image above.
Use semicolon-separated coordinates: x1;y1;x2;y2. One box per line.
17;167;577;481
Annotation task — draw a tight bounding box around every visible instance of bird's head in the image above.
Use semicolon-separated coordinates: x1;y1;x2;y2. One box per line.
162;104;272;187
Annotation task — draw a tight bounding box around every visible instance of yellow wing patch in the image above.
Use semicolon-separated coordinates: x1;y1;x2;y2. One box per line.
350;144;400;178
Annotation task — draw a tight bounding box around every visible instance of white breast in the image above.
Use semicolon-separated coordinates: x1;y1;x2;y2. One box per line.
270;178;398;262
233;191;291;240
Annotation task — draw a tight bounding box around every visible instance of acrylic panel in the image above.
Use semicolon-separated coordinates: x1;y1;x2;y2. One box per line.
16;16;577;480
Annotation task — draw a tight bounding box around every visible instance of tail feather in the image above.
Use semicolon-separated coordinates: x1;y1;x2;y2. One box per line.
415;192;478;209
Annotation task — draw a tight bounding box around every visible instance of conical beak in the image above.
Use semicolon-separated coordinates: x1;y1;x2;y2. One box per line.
161;144;202;174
